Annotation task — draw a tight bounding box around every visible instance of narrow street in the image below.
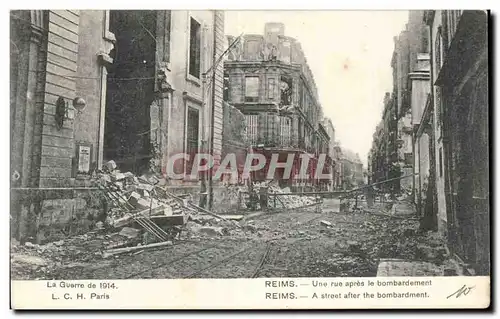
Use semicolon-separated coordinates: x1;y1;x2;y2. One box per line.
11;199;453;280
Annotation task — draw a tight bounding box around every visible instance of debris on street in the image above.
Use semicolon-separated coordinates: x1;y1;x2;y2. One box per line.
10;158;458;280
11;192;458;279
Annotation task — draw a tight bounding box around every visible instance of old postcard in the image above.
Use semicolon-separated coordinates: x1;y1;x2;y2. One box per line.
9;9;490;310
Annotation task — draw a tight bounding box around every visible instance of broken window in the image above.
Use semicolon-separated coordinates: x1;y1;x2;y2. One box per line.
280;75;293;106
245;76;259;102
186;107;200;174
189;17;201;78
280;39;291;64
268;78;276;99
245;39;261;60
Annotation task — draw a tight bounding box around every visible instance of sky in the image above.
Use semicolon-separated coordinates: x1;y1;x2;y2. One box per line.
224;11;409;166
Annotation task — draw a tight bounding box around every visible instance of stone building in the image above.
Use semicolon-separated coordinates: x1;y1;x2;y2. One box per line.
390;11;429;194
368;90;401;193
323;117;338;190
368;121;384;186
10;10;226;241
369;10;489;275
223;22;329;190
410;53;432;218
409;48;432;219
333;141;343;189
424;10;489;275
382;92;398;192
340;148;363;190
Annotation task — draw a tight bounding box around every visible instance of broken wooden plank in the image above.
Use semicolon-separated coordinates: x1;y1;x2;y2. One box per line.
103;241;173;258
136;214;185;227
188;203;242;228
220;215;244;221
320;220;332;227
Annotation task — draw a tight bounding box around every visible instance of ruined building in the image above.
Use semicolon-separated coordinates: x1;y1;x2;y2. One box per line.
390;11;429;194
10;10;226;241
223;22;332;190
424;10;489;275
369;10;489;276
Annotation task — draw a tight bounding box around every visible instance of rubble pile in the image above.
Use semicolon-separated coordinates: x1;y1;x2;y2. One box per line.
94;160;247;243
10;229;142;279
251;183;317;209
94;160;189;227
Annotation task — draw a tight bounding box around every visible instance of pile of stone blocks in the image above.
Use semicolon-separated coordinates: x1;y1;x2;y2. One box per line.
95;160;191;228
252;184;317;209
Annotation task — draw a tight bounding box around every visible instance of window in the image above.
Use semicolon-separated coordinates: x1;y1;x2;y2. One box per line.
189;17;201;78
245;77;259;102
268;78;276;99
299;83;304;109
223;74;230;101
280;75;293;106
186;107;200;174
279;116;291;146
246;114;259;145
439;147;443;177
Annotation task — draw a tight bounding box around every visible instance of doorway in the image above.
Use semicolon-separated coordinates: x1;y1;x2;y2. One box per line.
104;10;157;174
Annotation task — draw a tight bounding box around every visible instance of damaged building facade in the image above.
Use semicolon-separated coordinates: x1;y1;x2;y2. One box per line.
369;92;398;193
223;23;333;190
369;11;428;195
368;10;489;275
391;11;429;195
424;10;489;275
10;10;226;241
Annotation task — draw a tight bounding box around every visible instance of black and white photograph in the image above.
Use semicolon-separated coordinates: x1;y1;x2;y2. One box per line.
8;7;490;309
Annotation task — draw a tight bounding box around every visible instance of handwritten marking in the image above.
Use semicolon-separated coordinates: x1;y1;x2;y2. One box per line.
446;284;476;299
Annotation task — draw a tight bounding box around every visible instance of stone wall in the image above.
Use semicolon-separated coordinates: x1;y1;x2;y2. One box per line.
39;10;80;188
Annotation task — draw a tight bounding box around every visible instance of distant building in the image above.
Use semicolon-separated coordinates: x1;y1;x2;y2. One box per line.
322;118;337;190
391;11;429;193
340;147;363;190
224;22;330;190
